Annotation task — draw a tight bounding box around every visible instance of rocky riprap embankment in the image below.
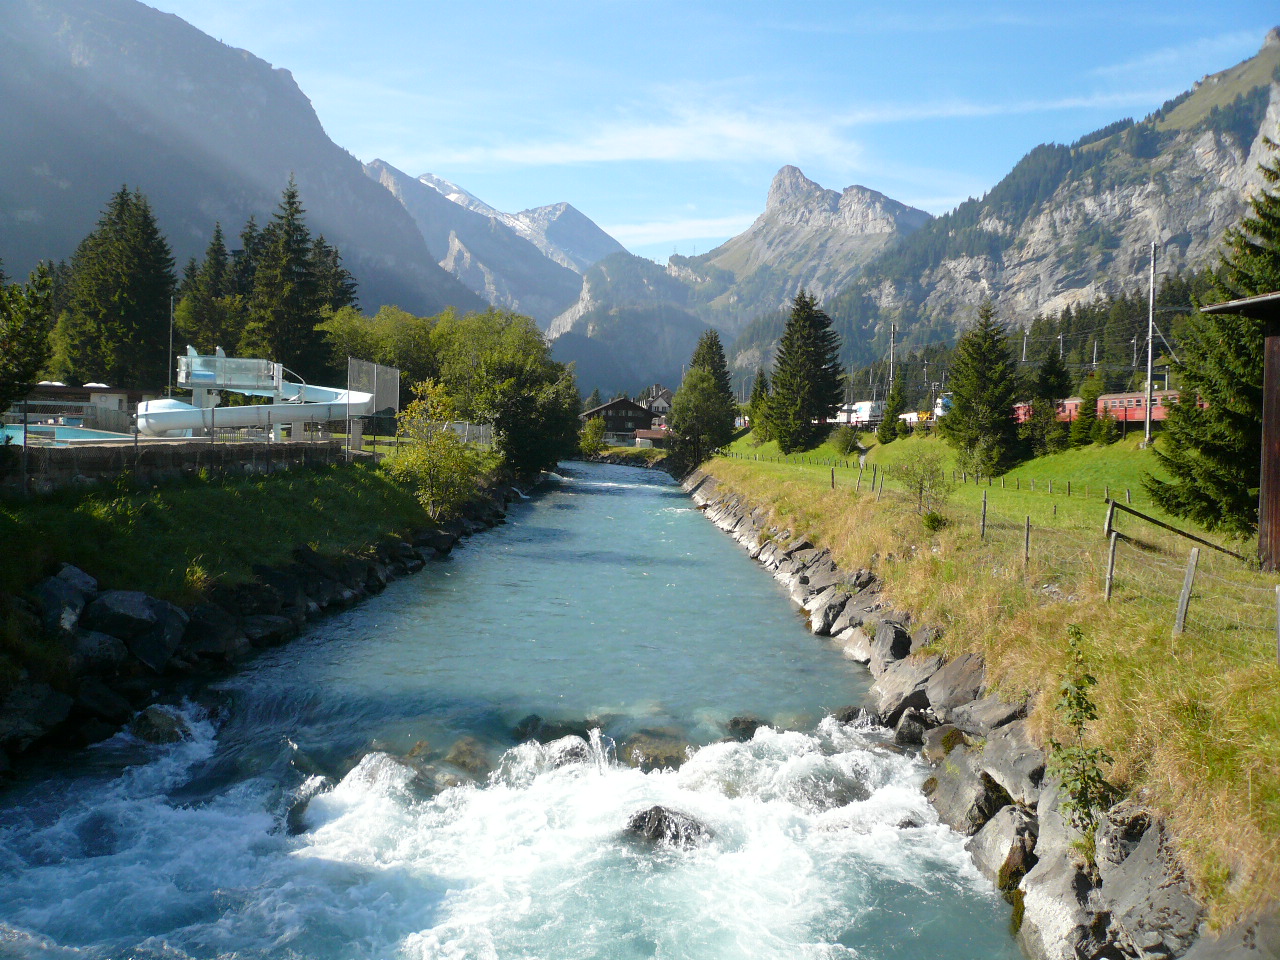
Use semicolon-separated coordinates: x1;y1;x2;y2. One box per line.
682;467;1279;960
0;484;520;774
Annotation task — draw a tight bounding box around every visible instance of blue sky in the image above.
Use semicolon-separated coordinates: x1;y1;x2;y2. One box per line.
153;1;1276;261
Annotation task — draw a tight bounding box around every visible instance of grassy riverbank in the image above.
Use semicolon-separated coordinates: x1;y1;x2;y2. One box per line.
0;462;436;691
714;432;1279;924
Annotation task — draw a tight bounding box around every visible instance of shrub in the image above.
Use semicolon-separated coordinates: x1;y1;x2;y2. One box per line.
579;416;606;457
922;511;948;532
1048;625;1117;832
900;451;953;514
830;424;859;456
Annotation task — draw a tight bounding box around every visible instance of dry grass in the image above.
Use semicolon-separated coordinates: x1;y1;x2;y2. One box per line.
708;453;1280;924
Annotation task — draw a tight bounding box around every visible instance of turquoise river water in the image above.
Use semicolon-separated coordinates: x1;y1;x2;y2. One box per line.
0;461;1020;959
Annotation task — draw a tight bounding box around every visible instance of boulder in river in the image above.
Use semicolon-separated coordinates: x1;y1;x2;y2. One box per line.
513;714;595;743
445;735;491;777
725;715;765;741
619;732;689;772
544;735;591;767
625;805;713;849
130;705;192;744
868;620;913;677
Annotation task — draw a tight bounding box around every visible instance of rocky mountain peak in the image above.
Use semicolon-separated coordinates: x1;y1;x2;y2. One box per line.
766;165;833;211
1266;26;1280;48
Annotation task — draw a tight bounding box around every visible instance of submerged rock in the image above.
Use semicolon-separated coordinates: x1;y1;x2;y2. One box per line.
619;732;689;772
444;735;491;776
544;735;591;767
513;714;595;743
625;805;713;849
725;715;765;741
130;705;191;744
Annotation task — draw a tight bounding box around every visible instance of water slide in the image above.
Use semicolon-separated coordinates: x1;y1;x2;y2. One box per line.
135;350;375;437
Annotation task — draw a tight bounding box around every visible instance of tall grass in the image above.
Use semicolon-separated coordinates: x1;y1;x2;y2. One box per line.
709;443;1279;924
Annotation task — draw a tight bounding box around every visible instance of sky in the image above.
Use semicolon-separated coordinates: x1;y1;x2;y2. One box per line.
151;1;1277;262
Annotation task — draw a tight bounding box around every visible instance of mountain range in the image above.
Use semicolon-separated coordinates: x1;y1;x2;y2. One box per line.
1;0;1277;399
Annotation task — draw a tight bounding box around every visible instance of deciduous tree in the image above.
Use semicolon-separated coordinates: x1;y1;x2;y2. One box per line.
0;264;55;414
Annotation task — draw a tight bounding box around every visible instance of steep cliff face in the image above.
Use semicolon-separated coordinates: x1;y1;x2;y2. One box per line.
366;161;582;325
0;0;483;314
416;174;626;274
726;31;1280;373
680;166;931;319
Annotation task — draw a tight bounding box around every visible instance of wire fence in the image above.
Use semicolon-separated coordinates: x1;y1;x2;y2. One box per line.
719;450;1280;668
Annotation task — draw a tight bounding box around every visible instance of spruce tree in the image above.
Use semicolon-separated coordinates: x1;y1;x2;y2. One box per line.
1070;374;1104;447
175;222;246;355
769;291;843;454
241;178;323;377
311;234;359;313
55;187;175;387
747;367;771;441
938;301;1020;474
686;328;736;450
0;264;55;413
1145;139;1280;534
877;375;906;444
583;387;603;412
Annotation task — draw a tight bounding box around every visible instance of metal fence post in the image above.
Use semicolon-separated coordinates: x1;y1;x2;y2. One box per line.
1104;531;1118;601
1173;547;1200;636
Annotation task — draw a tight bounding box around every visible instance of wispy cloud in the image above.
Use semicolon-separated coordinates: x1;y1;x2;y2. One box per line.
1091;30;1260;78
604;214;760;247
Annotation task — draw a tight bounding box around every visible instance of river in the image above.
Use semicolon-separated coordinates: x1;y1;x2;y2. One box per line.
0;461;1020;959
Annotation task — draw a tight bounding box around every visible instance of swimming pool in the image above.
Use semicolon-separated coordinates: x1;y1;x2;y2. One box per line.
1;423;132;446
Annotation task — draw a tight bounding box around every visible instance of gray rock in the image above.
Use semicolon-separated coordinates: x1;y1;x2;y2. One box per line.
544;735;591;767
76;677;132;724
893;708;929;745
979;719;1046;807
55;563;98;596
726;716;765;741
1101;814;1203;959
1016;780;1098;960
0;683;75;750
909;625;941;653
833;705;879;727
949;695;1025;737
445;735;490;776
182;603;248;659
871;654;943;726
868;620;913;677
922;724;967;765
802;583;840;614
619;732;689;772
83;591;188;673
240;614;297;647
966;804;1038;888
836;625;873;663
625;805;712;849
1182;911;1280;960
33;576;88;636
129;705;191;744
68;629;129;674
809;591;850;636
129;601;189;673
513;714;594;743
802;565;845;594
828;601;864;637
923;743;1011;836
924;653;986;715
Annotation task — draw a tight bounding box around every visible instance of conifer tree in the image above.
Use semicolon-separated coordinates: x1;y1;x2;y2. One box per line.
0;264;55;414
747;367;771;441
938;301;1020;474
1146;139;1280;534
54;187;175;387
175;222;246;355
241;178;323;378
311;235;359;313
769;291;842;454
877;375;906;444
1070;374;1104;447
686;328;736;450
583;387;603;412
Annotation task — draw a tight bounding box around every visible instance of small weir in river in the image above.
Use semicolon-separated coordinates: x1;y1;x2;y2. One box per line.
0;462;1020;959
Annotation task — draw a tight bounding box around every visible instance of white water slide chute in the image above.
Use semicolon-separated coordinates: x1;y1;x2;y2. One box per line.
135;348;374;437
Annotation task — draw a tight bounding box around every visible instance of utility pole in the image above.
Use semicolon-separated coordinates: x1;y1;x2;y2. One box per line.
1145;241;1156;445
1058;333;1064;359
1132;337;1137;369
167;295;174;397
1092;339;1098;369
888;323;896;391
1022;332;1028;363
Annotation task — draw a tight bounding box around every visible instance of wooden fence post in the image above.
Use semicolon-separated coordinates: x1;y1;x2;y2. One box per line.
1105;484;1109;501
1024;516;1031;564
1067;480;1071;497
1173;547;1200;636
1126;488;1132;504
1104;500;1116;537
856;467;863;493
876;474;884;501
1002;477;1006;489
981;490;987;538
1104;531;1118;601
1275;585;1280;666
1049;479;1053;495
1017;477;1020;490
830;467;835;490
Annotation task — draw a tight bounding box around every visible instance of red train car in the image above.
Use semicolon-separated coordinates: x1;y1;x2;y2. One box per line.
1012;391;1182;424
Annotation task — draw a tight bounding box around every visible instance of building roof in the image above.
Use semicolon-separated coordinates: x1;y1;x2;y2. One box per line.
1200;291;1280;320
581;397;651;419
